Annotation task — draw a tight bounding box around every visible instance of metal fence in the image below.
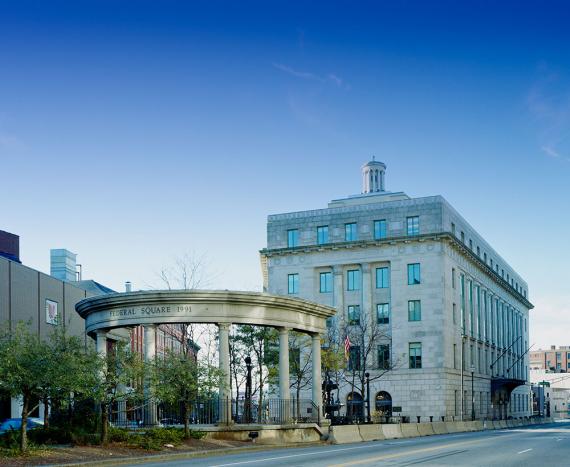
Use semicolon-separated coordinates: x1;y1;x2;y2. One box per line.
109;398;319;427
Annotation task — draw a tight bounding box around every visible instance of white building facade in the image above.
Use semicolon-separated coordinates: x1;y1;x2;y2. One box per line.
261;161;533;421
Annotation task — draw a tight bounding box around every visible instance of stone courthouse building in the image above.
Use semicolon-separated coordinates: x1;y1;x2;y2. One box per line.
261;161;533;420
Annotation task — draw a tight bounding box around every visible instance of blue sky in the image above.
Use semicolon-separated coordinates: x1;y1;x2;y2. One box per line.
1;1;569;347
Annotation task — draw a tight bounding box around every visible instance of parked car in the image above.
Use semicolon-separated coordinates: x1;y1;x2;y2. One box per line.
0;417;44;434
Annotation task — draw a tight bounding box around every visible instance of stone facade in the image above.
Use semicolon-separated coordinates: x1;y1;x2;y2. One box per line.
261;162;533;420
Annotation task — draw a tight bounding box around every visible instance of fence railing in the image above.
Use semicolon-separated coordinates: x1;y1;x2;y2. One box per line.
109;398;319;427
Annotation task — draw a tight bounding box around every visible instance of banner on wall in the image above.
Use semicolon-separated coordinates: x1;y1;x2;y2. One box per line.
46;299;58;325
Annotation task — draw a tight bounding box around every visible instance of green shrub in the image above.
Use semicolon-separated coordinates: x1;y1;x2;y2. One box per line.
121;427;185;451
29;426;73;445
71;432;100;446
108;427;130;443
188;430;206;440
0;429;21;449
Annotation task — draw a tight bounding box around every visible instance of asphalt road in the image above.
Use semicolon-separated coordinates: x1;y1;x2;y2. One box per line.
127;420;570;467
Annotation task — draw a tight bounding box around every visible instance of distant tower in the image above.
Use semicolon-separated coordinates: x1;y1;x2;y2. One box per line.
50;249;77;282
361;157;386;193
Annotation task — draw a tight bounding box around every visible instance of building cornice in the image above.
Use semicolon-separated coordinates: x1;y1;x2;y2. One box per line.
260;232;534;310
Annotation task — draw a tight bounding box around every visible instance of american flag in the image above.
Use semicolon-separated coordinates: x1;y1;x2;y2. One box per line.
344;335;352;361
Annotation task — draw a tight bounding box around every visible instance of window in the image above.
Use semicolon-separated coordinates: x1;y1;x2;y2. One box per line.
408;300;421;321
377;303;390;324
347;269;361;291
451;222;456;235
452;268;456;289
407;263;420;285
348;305;361;325
453;303;457;324
476;246;480;256
319;272;332;293
461;231;465;243
469;239;473;250
287;274;299;294
484;252;487;263
409;342;422;369
376;267;389;288
374;219;387;239
287;229;299;247
407;216;419;236
317;226;329;245
460;274;466;333
378;344;390;369
468;280;474;335
453;344;457;369
348;346;361;371
345;222;357;241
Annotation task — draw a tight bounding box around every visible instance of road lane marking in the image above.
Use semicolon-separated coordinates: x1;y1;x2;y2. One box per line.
399;449;467;466
210;432;519;467
328;435;518;467
517;448;532;454
209;444;394;466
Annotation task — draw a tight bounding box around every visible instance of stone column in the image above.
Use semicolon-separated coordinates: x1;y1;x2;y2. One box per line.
279;327;291;423
279;328;291;400
144;324;157;426
218;323;232;424
95;329;108;358
95;330;108;418
311;333;322;419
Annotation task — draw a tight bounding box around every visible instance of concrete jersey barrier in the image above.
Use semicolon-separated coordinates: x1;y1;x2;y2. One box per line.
431;421;449;435
358;424;385;442
381;424;404;439
329;418;545;445
400;423;420;437
417;423;435;436
329;425;362;444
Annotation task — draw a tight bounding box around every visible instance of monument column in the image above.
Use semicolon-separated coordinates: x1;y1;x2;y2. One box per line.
218;323;232;424
143;324;157;426
94;330;108;419
279;327;291;400
95;329;108;359
279;327;291;423
311;333;322;418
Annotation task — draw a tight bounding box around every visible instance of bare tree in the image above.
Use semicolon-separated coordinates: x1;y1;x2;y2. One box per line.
158;251;213;291
154;252;215;357
229;327;248;415
289;332;313;418
324;310;401;420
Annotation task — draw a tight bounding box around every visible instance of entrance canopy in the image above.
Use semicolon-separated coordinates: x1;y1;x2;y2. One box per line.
76;289;336;336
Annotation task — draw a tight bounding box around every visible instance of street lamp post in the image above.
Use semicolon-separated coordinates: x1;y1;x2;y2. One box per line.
470;366;475;421
244;356;253;423
365;372;371;423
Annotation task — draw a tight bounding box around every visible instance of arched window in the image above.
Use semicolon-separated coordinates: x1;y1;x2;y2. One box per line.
346;392;364;420
375;391;392;417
